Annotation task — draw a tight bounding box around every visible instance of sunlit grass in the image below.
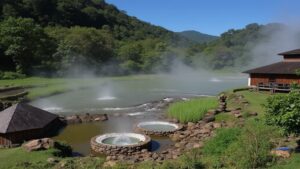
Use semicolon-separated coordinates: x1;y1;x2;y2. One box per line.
167;97;218;123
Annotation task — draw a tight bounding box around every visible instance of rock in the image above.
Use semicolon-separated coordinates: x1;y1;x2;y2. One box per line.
141;149;148;153
193;142;204;148
65;115;82;124
170;134;181;142
187;122;195;128
152;153;159;160
271;150;291;158
47;158;58;164
199;128;211;134
207;109;217;115
234;113;242;118
23;138;55;152
231;110;241;115
103;161;117;167
213;122;222;129
249;112;258;116
203;115;215;123
175;143;181;148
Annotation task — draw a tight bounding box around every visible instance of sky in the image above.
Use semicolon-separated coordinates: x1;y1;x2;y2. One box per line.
106;0;300;36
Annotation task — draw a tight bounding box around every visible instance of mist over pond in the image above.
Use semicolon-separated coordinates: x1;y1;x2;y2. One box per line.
30;73;247;115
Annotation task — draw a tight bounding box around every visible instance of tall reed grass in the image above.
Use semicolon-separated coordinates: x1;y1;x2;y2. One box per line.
167;97;218;123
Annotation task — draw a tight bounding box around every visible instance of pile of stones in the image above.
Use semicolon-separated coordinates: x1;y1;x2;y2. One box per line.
62;113;108;124
218;94;227;112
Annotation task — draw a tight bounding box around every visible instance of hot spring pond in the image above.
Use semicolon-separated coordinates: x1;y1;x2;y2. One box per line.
44;74;246;156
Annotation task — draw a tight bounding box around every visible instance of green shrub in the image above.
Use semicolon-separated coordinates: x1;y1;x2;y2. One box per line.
264;90;300;135
225;120;280;169
0;71;26;80
53;141;73;157
202;128;241;156
167;97;218;123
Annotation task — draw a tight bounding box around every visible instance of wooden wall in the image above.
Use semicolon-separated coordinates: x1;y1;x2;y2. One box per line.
250;74;300;86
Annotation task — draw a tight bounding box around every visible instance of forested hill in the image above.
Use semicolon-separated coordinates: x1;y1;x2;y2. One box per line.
0;0;175;41
177;31;218;43
0;0;287;78
0;0;186;77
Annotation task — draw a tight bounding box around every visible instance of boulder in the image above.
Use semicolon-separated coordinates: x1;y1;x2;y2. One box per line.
271;150;291;158
203;115;215;123
23;138;55;152
103;161;117;167
234;113;242;118
47;157;59;164
249;112;258;116
193;142;204;148
212;122;222;129
187;122;195;128
65;115;82;124
94;114;108;121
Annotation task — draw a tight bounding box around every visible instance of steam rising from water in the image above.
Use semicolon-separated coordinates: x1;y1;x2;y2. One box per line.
249;22;300;67
97;96;116;101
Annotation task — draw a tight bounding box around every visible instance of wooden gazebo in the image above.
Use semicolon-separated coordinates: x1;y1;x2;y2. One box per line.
0;103;61;147
244;49;300;92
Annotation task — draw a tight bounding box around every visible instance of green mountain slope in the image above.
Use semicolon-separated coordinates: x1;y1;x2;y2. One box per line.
177;30;218;43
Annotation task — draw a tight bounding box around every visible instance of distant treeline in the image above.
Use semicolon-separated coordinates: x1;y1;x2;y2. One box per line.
0;0;284;77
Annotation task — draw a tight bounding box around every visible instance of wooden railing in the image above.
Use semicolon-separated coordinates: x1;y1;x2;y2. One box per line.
256;83;291;92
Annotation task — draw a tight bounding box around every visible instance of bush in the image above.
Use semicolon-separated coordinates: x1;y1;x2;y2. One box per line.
53;141;72;157
264;90;300;135
225;120;280;169
167;97;218;123
0;71;26;80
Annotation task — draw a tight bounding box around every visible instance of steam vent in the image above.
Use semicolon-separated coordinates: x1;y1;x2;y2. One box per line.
91;133;151;155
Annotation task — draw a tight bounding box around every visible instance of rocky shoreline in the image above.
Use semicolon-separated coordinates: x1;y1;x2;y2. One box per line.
98;96;228;166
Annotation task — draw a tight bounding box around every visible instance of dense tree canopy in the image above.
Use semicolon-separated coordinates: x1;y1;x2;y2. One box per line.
0;0;287;77
0;17;52;74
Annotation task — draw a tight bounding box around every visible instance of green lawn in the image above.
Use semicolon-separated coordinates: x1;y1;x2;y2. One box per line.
0;75;168;100
0;77;106;100
0;147;57;169
167;97;218;123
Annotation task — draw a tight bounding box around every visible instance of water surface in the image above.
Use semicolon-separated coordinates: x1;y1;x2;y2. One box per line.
35;73;247;155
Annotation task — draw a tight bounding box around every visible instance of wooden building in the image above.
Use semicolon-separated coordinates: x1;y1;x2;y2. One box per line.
244;49;300;92
0;103;61;147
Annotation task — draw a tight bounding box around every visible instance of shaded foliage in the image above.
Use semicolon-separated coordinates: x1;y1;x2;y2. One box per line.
265;90;300;135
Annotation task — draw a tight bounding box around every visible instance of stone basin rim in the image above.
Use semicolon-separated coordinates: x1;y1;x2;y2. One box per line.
136;121;182;132
93;132;150;147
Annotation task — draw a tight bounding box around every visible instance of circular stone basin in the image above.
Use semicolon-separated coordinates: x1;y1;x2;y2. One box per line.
136;121;182;136
91;133;151;155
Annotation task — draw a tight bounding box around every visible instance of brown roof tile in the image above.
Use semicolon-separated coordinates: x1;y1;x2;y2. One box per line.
243;62;300;74
278;48;300;55
0;103;58;133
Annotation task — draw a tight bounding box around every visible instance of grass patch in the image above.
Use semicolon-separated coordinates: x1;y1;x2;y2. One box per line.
202;128;241;156
167;97;218;123
0;147;57;169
